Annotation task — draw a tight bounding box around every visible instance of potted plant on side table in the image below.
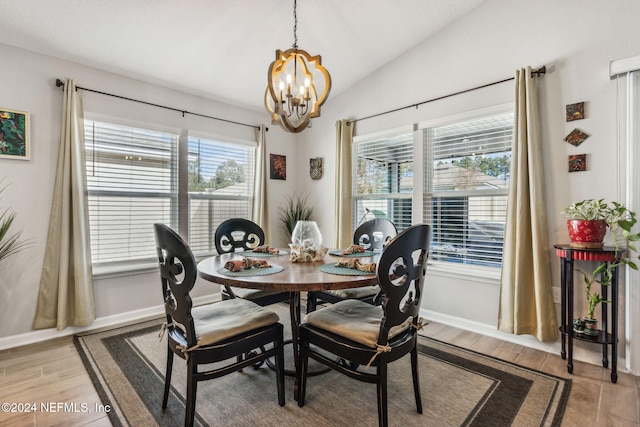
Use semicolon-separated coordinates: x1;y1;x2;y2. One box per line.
562;199;640;335
562;199;609;248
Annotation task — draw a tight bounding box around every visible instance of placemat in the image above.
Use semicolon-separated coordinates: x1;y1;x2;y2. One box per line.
329;249;376;258
241;250;288;258
319;262;376;276
217;264;284;276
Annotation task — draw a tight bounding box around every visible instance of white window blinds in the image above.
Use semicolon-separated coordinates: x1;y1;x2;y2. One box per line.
423;112;513;268
188;136;255;255
84;121;179;268
353;132;413;231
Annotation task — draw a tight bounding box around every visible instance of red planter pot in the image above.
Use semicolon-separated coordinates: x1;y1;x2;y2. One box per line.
567;219;607;248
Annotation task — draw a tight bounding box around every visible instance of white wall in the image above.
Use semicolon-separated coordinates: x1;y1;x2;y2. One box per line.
298;0;640;369
0;43;297;342
3;0;640;372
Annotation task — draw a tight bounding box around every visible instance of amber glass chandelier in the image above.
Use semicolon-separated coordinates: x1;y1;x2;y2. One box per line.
265;0;331;133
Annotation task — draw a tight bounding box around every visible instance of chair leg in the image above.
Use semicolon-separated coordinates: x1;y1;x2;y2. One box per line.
411;345;423;414
185;360;198;427
376;363;388;427
162;344;174;409
297;331;309;406
306;292;317;312
276;330;285;406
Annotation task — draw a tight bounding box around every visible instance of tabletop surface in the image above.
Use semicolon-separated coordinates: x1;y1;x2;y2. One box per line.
197;250;379;292
553;243;620;252
553;243;624;261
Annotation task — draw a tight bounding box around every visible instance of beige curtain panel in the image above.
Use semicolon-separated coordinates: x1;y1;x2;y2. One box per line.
334;119;354;248
252;124;270;238
498;67;558;342
33;78;95;331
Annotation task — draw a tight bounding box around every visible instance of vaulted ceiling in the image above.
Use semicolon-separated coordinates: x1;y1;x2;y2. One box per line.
0;0;485;111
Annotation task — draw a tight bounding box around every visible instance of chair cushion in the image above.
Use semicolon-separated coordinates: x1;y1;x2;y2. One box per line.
192;298;279;347
325;285;380;299
302;299;412;348
229;286;285;300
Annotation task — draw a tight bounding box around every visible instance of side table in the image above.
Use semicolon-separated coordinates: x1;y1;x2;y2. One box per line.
554;244;621;383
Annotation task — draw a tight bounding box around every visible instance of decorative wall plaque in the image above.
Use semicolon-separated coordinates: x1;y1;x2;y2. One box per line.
564;128;589;147
566;102;585;122
310;157;323;180
568;154;586;172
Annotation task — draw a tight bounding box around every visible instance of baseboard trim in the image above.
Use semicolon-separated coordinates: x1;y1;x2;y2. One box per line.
0;294;220;351
422;309;559;353
421;308;628;373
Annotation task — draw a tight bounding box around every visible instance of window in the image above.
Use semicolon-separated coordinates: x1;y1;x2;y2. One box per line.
353;131;413;232
85;121;179;268
188;136;255;255
84;121;257;272
423;112;513;268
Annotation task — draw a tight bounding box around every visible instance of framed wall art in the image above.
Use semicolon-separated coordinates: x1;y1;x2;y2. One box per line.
270;154;286;180
0;108;29;160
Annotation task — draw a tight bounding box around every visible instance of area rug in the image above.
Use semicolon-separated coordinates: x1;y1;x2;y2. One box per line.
75;311;570;427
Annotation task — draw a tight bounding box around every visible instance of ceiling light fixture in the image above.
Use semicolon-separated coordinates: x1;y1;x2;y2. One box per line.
265;0;331;133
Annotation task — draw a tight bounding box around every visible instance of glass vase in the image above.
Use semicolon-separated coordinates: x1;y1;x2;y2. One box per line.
291;220;323;251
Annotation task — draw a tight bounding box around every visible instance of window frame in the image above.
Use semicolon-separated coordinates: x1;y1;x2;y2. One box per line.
186;132;257;257
419;103;514;275
84;117;181;277
352;126;414;233
83;116;258;277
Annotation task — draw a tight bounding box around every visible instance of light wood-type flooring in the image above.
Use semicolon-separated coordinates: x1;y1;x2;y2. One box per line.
1;320;638;426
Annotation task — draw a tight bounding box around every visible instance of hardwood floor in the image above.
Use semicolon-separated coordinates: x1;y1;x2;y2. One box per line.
0;321;638;426
0;337;110;427
422;322;640;427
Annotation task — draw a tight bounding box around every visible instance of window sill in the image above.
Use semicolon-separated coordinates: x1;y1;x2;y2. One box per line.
92;253;216;280
426;261;501;285
93;262;159;280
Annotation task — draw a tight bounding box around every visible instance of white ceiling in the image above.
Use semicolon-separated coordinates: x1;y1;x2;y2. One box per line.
0;0;485;111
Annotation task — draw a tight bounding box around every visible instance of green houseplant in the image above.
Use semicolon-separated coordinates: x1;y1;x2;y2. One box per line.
561;199;609;248
562;199;640;334
0;181;30;263
278;192;314;238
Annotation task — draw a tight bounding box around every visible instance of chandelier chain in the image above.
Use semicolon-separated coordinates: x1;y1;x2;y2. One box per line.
292;0;298;49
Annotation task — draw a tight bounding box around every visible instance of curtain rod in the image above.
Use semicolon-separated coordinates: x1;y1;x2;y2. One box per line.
350;66;546;124
55;79;262;130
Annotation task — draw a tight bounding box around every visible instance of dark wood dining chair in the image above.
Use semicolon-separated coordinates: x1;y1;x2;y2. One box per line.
297;224;432;427
354;218;398;252
154;223;285;427
215;218;290;306
308;218;397;310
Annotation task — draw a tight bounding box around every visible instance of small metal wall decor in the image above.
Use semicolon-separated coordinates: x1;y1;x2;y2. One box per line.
566;102;585;122
269;154;286;180
310;157;323;180
564;128;589;147
568;154;587;172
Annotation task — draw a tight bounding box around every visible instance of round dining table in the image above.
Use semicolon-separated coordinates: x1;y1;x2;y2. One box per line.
197;250;379;390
